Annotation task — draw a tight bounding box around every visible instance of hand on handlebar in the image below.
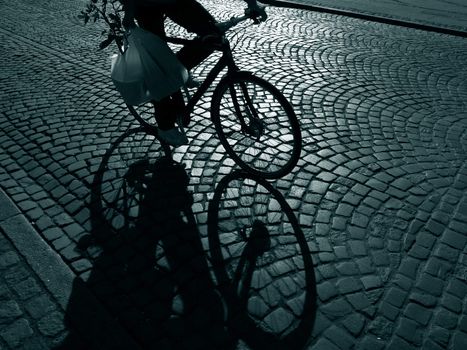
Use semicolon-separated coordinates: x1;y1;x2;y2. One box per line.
245;4;267;24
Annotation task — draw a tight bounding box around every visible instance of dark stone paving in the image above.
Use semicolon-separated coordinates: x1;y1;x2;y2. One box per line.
0;227;65;350
266;0;467;34
1;0;467;349
0;188;142;349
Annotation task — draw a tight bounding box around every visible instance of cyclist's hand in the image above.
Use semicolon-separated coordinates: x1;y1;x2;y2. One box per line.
245;4;267;24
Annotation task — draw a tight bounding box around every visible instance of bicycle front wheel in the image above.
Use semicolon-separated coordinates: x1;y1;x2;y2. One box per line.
211;72;302;179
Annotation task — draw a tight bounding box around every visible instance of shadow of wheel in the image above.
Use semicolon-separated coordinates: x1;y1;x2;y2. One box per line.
88;127;170;245
208;171;317;350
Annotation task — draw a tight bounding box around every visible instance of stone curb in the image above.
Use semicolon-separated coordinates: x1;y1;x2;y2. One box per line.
261;0;467;38
0;187;141;349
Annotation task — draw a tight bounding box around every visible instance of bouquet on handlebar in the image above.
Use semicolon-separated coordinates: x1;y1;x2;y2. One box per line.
78;0;126;50
79;0;188;105
78;0;268;106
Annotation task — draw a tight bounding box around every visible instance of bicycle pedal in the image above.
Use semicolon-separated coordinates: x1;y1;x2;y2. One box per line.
185;78;202;89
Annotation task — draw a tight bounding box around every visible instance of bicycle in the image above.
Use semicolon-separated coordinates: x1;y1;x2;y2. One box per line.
123;13;302;179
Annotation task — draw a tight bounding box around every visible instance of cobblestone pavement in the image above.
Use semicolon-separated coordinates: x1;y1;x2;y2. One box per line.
0;188;141;350
0;221;66;350
269;0;467;33
1;0;467;349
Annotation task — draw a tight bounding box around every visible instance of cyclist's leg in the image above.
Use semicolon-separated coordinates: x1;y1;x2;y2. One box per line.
155;0;220;144
150;92;188;147
152;97;174;131
152;92;184;130
134;6;187;144
164;0;221;70
134;5;165;36
135;0;218;70
134;2;215;145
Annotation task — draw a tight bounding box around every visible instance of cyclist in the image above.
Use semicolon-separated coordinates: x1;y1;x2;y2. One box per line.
120;0;267;146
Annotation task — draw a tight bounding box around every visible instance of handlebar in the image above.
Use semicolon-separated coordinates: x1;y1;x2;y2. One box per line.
164;14;251;46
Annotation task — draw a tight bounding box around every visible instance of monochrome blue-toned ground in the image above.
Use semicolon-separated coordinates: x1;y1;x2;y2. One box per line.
1;0;466;349
268;0;467;32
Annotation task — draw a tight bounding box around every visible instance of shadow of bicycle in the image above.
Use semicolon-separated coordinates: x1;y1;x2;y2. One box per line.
56;127;316;350
207;170;317;350
55;127;231;349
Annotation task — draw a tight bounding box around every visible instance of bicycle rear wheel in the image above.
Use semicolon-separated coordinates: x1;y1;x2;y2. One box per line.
211;72;302;179
90;128;168;238
127;102;158;132
208;171;316;349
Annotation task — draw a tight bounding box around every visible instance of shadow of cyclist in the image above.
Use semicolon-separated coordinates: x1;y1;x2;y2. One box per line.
129;157;232;349
56;129;234;349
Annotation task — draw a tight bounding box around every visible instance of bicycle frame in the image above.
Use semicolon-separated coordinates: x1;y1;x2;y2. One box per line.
167;34;264;138
122;15;267;144
165;35;240;122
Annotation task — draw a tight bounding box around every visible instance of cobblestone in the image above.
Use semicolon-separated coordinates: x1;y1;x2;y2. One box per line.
323;325;356;349
1;0;467;348
0;301;23;324
24;296;56;320
429;327;451;348
0;227;67;349
360;336;386;350
409;293;437;308
37;311;66;337
387;335;416;350
452;332;467;349
434;309;458;330
404;303;432;326
0;319;34;348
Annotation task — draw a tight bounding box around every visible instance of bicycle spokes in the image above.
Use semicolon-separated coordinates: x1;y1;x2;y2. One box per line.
95;131;164;235
213;73;301;178
229;83;265;140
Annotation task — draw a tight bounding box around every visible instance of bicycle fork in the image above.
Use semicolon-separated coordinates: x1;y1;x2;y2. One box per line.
229;82;265;140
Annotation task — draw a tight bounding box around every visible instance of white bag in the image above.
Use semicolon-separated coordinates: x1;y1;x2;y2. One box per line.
111;27;188;106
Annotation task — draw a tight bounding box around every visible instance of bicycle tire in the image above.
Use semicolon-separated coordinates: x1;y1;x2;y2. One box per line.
127;103;159;132
208;171;316;349
211;71;302;179
89;127;170;242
